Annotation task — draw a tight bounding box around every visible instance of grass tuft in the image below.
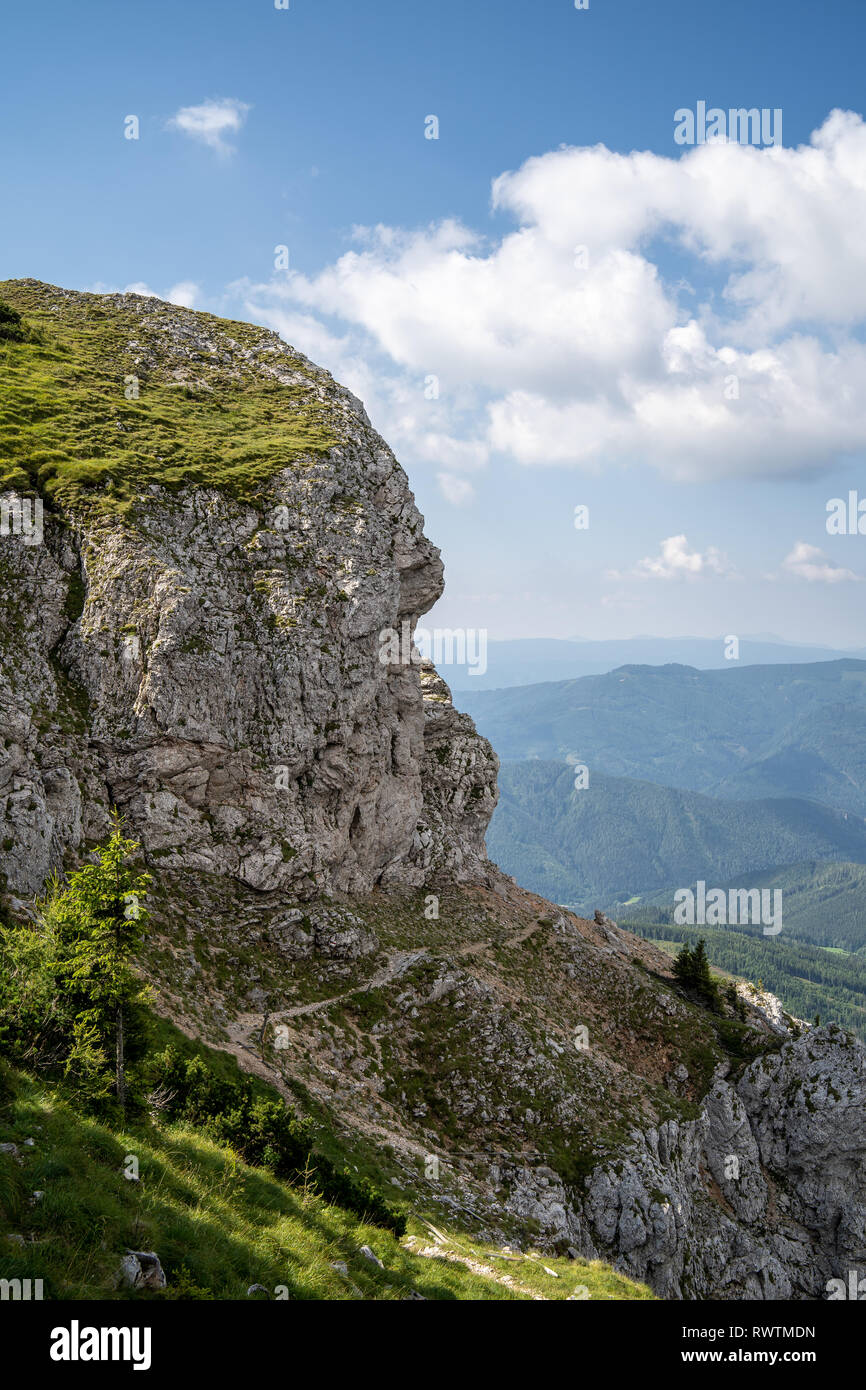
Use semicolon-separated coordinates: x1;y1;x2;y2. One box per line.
0;280;338;517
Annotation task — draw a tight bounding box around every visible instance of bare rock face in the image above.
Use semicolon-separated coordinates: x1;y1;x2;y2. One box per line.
396;661;499;885
738;1026;866;1262
577;1024;866;1299
0;284;496;899
0;516;90;894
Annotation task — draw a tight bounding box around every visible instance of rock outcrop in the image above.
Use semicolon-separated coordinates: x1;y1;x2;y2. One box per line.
578;1025;866;1299
0;280;497;900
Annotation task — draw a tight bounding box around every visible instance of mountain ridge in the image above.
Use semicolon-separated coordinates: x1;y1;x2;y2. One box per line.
461;658;866;816
486;761;866;908
445;637;866;691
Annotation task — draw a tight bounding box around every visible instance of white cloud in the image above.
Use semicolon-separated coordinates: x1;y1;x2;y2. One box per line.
121;281;157;298
90;281;201;308
781;541;862;583
436;473;475;506
237;111;866;484
236;285;490;477
608;534;733;582
169;98;250;155
165;281;199;308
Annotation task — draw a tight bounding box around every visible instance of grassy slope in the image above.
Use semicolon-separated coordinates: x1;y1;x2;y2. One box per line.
133;871;788;1256
0;1061;651;1302
0;280;337;515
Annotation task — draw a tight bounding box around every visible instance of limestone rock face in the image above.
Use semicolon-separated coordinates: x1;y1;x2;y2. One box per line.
0;285;496;899
0;518;91;895
738;1026;866;1261
396;661;499;885
577;1025;866;1299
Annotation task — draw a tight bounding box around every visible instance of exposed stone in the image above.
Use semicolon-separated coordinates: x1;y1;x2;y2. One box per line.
574;1024;866;1299
358;1245;384;1269
117;1250;167;1291
0;287;496;903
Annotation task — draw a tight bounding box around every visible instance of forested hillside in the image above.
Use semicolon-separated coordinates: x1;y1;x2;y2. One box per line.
487;761;866;907
463;660;866;815
471;665;866;1042
625;862;866;953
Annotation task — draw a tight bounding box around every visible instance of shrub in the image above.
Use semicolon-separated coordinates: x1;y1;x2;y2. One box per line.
0;300;28;342
146;1044;405;1236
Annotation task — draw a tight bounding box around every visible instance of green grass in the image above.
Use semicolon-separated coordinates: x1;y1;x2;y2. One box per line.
0;1057;653;1301
402;1223;655;1301
0;281;338;516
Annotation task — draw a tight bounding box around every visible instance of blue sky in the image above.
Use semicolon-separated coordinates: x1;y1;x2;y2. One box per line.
4;0;866;648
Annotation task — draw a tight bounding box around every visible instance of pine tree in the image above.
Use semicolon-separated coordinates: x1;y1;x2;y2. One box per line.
43;814;151;1112
692;938;712;988
693;938;720;1008
673;942;695;985
672;937;720;1009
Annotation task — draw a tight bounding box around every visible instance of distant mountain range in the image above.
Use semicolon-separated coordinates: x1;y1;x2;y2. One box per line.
444;636;866;691
468;657;866;1039
487;761;866;912
463;658;866;816
457;651;866;1028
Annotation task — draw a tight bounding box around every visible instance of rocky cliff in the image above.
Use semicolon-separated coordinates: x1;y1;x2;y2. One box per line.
0;280;498;901
1;281;863;1301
